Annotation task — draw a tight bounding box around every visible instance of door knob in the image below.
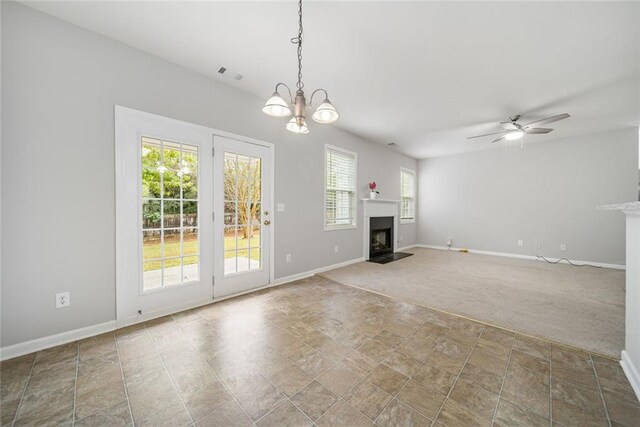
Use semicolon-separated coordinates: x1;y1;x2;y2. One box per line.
264;220;271;226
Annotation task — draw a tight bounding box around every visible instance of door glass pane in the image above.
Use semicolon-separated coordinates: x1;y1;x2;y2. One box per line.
183;228;198;256
182;201;198;227
223;151;262;275
183;256;199;282
163;258;181;286
142;230;161;261
224;227;237;251
142;200;161;229
141;136;200;291
143;261;162;290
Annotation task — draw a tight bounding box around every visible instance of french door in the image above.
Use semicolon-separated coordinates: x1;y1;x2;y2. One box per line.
115;107;272;327
213;135;272;298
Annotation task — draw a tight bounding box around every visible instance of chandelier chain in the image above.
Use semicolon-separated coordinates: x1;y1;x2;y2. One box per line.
293;0;304;90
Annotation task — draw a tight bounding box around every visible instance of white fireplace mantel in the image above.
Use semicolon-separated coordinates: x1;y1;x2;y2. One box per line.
362;199;400;260
598;201;640;400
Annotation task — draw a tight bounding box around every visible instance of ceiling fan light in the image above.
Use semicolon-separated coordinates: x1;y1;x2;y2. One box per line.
312;99;339;124
505;130;524;141
262;92;292;117
286;117;309;134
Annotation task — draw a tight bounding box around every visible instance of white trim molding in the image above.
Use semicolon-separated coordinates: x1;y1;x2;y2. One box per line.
0;321;117;361
416;244;625;270
621;350;640;401
272;256;365;286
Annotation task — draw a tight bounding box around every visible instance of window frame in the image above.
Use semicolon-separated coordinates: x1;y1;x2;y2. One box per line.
324;144;358;231
400;167;416;224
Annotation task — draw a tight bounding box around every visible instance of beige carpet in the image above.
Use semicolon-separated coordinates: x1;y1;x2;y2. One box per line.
320;247;625;358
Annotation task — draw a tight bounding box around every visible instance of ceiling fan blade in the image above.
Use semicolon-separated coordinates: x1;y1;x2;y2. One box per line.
525;128;553;134
492;135;506;143
500;122;517;130
523;113;570;129
467;131;506;140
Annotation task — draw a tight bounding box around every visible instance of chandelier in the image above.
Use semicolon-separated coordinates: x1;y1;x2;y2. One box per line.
262;0;339;134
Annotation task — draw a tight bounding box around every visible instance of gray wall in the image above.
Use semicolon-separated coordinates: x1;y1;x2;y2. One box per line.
0;3;417;347
417;127;639;265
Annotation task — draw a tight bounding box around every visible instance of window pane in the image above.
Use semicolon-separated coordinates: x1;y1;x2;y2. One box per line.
142;200;161;229
163;229;181;258
143;261;162;291
249;248;261;270
163;258;181;286
163;201;180;228
142;169;161;198
224;202;237;226
182;256;199;282
182;172;198;199
224;227;237;251
182;201;198;227
142;137;162;170
143;230;161;261
163;169;181;199
238;227;251;249
163;141;181;170
224;251;237;274
237;249;250;273
183;228;198;256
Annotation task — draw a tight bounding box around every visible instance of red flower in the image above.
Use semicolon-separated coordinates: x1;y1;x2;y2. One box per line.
368;182;377;191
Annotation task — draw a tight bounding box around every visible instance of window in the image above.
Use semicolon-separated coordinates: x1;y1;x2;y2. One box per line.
400;168;416;223
325;145;357;229
141;136;199;291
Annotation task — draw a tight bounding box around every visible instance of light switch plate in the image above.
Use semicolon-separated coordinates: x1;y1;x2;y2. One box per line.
277;203;285;212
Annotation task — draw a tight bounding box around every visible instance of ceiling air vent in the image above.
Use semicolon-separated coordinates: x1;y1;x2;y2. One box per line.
387;142;398;147
218;67;243;81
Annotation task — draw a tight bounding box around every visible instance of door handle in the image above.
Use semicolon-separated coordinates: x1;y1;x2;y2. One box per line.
264;220;271;226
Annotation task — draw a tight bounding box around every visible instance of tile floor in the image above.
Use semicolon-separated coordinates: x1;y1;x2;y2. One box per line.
1;276;639;426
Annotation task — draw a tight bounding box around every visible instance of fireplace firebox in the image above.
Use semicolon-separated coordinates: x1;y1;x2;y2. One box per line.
369;216;394;258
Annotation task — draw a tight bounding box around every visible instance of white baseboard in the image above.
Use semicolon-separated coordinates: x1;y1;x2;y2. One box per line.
621;350;640;401
273;256;365;286
0;320;116;361
416;244;625;270
397;244;417;252
0;256;365;361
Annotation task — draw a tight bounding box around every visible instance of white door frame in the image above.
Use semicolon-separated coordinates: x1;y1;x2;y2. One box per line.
212;132;275;295
115;106;275;328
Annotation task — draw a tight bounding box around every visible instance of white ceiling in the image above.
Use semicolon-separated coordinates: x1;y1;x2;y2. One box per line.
22;1;640;159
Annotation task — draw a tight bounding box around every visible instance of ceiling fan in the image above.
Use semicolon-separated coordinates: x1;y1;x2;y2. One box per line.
467;113;570;143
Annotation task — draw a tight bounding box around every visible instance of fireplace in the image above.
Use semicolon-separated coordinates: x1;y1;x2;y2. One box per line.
369;216;394;258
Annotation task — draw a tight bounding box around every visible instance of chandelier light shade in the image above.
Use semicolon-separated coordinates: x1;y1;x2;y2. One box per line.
262;92;292;117
262;0;339;134
311;98;339;124
286;117;309;134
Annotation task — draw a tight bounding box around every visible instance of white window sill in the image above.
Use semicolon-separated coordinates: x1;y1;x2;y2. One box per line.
325;224;357;232
400;219;415;224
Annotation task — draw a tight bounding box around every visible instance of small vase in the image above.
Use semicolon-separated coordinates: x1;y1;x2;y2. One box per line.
370;191;377;199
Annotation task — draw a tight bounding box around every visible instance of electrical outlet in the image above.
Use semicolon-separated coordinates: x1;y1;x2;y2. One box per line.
560;244;567;251
286;254;292;263
535;242;542;249
56;292;70;309
334;246;339;253
517;240;524;247
446;237;453;247
277;203;285;212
